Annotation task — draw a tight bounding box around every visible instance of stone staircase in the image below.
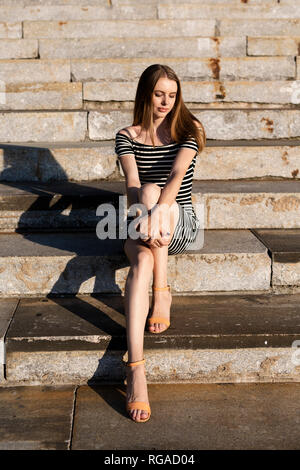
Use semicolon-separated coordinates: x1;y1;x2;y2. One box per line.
0;0;300;388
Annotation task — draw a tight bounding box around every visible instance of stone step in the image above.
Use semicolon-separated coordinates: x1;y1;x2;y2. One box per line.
220;18;300;36
0;229;271;296
23;19;215;39
22;18;300;40
88;109;300;141
2;108;300;142
0;22;21;38
71;56;296;81
248;36;300;56
1;381;300;450
0;4;157;21
0;38;38;59
83;79;300;105
0;180;299;231
1;140;299;183
0;82;82;110
158;3;300;20
0;59;71;84
38;37;247;60
2;79;300;111
0;57;293;84
2;292;300;385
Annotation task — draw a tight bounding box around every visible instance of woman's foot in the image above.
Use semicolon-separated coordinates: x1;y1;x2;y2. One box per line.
148;286;172;333
126;362;150;422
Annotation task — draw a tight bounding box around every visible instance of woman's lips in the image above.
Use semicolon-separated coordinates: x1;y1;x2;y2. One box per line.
158;108;168;112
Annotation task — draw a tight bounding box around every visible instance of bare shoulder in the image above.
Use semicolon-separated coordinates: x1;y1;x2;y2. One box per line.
118;125;141;139
192;119;201;128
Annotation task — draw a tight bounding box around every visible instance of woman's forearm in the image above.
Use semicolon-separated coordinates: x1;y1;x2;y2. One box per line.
157;170;183;208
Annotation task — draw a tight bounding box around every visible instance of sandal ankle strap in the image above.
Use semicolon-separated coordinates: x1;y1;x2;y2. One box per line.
126;358;145;367
152;285;170;292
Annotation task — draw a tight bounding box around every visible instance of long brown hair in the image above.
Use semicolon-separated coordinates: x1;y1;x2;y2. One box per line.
132;64;206;152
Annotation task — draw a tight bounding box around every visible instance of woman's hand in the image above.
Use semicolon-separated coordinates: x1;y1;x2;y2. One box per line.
137;205;172;248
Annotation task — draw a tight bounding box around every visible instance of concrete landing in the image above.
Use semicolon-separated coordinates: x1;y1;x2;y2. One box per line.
3;293;300;385
1;382;300;450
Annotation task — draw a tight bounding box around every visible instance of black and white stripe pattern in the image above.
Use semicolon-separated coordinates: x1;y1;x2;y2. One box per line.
115;132;201;255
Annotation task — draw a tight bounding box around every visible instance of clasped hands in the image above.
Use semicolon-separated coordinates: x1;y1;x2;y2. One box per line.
134;204;172;248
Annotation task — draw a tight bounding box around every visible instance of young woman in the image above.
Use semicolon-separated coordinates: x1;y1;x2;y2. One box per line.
114;64;206;423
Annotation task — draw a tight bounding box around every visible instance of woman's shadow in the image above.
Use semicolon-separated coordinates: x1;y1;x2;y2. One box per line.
1;142;132;419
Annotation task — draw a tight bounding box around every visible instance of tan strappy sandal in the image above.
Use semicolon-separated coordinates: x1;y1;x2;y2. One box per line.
125;358;151;423
147;285;171;334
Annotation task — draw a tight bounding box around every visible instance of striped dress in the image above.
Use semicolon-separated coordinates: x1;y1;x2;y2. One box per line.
115;131;201;255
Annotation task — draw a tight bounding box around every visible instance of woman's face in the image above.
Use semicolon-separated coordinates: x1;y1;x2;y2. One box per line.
152;77;177;119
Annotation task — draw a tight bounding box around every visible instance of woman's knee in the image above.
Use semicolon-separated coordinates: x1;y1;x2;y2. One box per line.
138;183;161;208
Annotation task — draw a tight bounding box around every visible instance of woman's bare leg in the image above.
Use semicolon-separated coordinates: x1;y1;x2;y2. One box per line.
123;237;154;421
138;183;180;333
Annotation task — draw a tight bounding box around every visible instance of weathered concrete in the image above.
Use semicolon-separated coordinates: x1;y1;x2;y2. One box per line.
0;229;270;296
0;385;75;450
0;142;117;181
0;82;82;110
0;59;71;84
1;141;300;183
84;79;300;104
0;4;157;21
0;39;37;59
88;109;300;141
158;3;300;20
24;19;215;39
4;293;300;385
220;18;300;36
194;144;300;180
0;111;87;142
39;37;246;60
0;22;21;38
72;383;300;450
71;57;295;81
253;229;300;286
248;36;300;56
0;180;299;230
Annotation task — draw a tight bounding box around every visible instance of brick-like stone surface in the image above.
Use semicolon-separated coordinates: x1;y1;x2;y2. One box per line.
0;82;82;110
2;143;298;182
24;19;215;38
0;38;37;59
0;22;21;38
72;57;295;82
193;186;300;229
0;230;270;296
194;145;300;180
0;59;71;84
88;109;300;140
84;80;300;104
39;37;246;59
273;262;300;286
0;111;87;142
248;37;300;56
0;144;117;181
0;4;156;21
158;3;300;20
220;18;300;36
